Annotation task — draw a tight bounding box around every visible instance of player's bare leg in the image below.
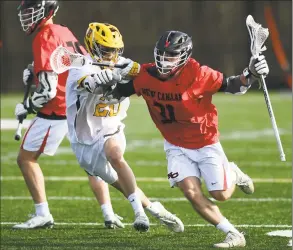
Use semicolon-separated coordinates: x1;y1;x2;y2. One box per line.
177;176;245;247
177;176;224;225
88;176;124;229
17;149;45;204
104;138;137;196
104;138;149;232
209;184;236;201
13;149;53;229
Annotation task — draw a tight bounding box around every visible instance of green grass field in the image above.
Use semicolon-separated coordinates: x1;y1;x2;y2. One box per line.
1;92;292;249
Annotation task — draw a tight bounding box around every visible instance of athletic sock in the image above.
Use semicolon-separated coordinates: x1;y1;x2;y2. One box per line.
35;202;50;217
128;193;145;215
216;217;240;234
101;203;115;220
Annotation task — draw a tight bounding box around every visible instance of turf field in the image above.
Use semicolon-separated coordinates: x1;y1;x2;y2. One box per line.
1;92;292;249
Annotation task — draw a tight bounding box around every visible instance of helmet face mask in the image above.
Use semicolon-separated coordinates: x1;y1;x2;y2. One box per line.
154;48;190;76
18;5;45;34
84;23;124;64
154;31;193;77
18;0;59;35
92;41;123;63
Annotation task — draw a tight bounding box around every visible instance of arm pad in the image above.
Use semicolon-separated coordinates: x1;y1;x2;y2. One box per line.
102;80;135;104
220;74;257;95
115;80;136;97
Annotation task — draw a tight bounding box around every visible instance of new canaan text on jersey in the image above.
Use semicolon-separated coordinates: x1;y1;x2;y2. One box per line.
141;88;182;101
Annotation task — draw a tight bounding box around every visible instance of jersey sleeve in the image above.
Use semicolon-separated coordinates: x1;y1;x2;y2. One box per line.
186;65;224;99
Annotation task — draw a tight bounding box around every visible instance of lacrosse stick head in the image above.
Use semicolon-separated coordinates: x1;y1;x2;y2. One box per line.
246;15;269;57
50;45;88;74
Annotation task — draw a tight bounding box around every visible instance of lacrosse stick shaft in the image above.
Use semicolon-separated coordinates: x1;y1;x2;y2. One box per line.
259;75;286;161
91;62;127;69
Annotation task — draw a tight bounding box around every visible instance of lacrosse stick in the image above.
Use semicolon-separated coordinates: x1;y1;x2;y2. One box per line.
14;62;34;141
50;45;128;74
246;15;286;162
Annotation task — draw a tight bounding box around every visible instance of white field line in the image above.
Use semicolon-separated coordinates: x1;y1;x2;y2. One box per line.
0;196;291;202
1;155;291;168
53;146;292;155
1;119;290;141
0;221;291;228
0;176;292;183
267;230;292;237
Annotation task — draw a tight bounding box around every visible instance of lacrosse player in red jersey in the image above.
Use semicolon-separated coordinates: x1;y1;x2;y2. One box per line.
95;30;269;247
13;0;125;230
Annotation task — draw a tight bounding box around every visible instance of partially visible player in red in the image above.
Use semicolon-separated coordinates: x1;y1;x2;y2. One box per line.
99;30;269;248
14;0;124;230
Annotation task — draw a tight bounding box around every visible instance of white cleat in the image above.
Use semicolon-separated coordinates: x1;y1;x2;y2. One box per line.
133;212;149;232
104;214;125;229
213;231;246;248
146;202;184;233
230;162;254;194
12;214;54;229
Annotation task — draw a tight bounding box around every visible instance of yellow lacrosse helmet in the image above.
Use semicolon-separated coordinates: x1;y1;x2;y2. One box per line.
84;22;124;63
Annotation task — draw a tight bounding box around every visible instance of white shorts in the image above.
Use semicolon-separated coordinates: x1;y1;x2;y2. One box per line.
21;117;68;156
164;140;233;191
70;125;126;184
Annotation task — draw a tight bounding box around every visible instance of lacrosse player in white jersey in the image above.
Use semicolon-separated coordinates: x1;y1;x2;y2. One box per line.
14;0;125;231
65;22;184;233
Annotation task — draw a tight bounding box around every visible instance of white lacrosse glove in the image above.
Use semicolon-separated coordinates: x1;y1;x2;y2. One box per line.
117;58;141;78
15;103;28;120
248;55;269;78
15;95;45;117
23;63;34;86
92;69;114;85
30;92;48;109
92;69;122;85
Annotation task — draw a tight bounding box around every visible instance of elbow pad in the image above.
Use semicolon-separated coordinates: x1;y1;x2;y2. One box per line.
31;71;58;108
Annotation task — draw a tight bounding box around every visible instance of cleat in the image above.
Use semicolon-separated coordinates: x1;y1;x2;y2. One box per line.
104;214;125;229
214;231;246;248
230;162;254;194
133;212;149;232
146;202;184;232
12;214;54;229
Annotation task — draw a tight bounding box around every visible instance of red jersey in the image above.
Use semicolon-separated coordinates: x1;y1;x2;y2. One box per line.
133;58;224;149
33;23;86;116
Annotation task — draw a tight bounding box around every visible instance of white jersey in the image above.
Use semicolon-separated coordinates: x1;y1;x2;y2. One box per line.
66;54;130;145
